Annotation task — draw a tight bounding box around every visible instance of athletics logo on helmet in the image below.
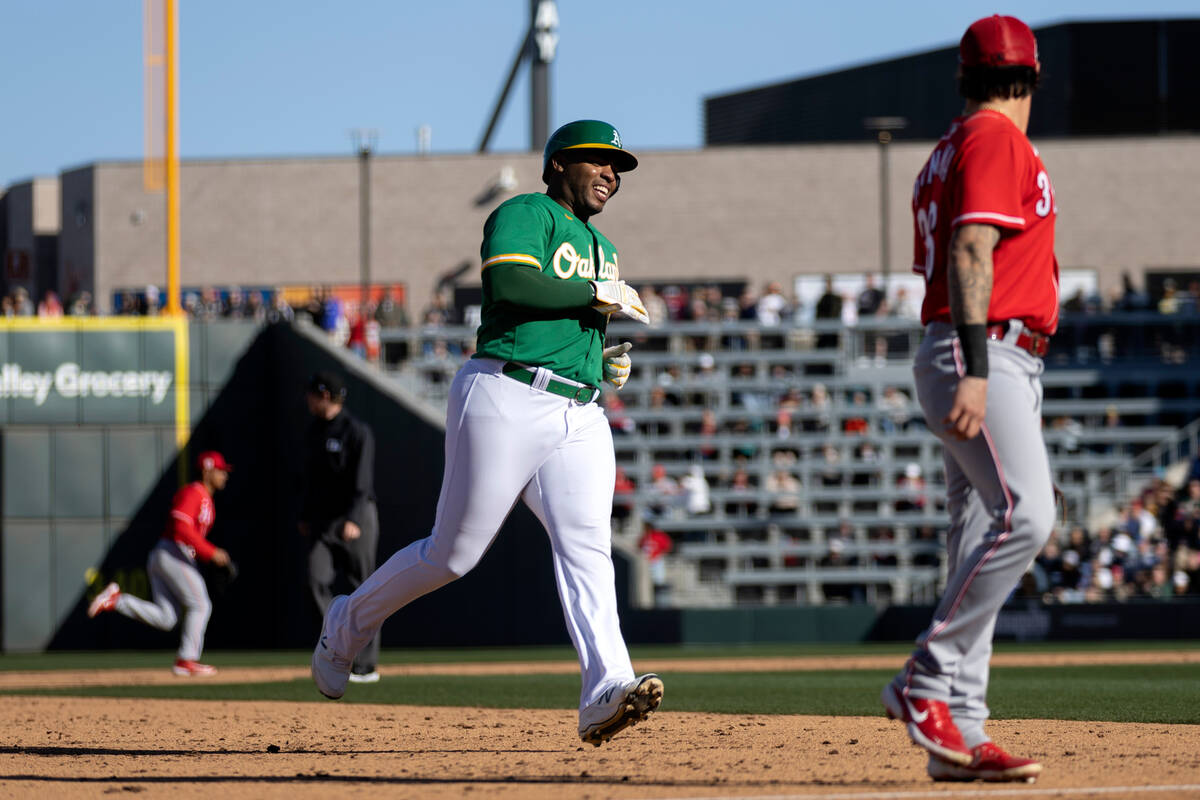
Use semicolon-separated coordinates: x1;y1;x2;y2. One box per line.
960;15;1038;69
542;119;638;184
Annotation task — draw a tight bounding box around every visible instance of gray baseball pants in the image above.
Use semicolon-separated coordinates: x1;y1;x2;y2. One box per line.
891;321;1056;747
115;540;212;662
308;503;380;674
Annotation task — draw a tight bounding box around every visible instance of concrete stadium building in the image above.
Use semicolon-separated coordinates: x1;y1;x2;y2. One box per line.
2;135;1192;317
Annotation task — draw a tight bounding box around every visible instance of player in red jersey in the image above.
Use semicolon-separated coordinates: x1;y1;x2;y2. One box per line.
89;451;233;676
880;15;1055;783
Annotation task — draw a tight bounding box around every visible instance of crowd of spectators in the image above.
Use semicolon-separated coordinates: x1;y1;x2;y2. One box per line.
5;271;1198;335
620;278;923;329
0;283;423;364
1062;272;1200;317
1029;463;1200;602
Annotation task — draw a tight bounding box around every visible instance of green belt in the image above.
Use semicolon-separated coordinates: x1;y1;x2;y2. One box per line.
502;362;601;404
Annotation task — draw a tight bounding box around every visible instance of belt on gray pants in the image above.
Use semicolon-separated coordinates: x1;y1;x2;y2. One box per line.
986;322;1051;357
502;362;601;403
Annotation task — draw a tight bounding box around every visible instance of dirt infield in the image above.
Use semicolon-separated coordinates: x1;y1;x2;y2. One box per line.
3;652;1200;799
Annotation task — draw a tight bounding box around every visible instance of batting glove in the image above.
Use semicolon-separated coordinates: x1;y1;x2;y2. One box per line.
590;280;650;325
603;342;633;390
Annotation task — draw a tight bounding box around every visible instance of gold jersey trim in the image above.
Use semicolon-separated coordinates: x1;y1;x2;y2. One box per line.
482;253;541;271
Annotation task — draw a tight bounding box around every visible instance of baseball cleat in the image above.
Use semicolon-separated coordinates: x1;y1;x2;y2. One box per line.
172;659;217;677
927;742;1043;782
881;683;972;766
347;670;381;684
311;596;352;700
87;582;121;618
578;674;664;747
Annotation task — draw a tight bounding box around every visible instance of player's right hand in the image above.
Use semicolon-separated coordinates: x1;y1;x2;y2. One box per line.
602;342;633;390
211;548;231;567
943;376;987;440
590;280;650;325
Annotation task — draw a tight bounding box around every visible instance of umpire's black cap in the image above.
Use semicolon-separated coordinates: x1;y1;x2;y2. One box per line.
308;370;347;400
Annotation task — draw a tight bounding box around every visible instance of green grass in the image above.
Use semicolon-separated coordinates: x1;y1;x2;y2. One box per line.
3;639;1198;672
5;662;1198;724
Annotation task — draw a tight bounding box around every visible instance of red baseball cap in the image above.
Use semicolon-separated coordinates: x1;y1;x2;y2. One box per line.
197;450;233;472
960;15;1038;69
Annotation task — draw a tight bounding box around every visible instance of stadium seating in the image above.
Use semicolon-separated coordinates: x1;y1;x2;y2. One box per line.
378;313;1200;609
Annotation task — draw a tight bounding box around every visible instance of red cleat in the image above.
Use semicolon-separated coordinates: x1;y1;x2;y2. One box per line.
87;583;121;618
928;742;1043;782
173;659;217;677
881;683;972;765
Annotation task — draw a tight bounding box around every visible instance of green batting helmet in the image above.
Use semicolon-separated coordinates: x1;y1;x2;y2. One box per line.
541;119;638;184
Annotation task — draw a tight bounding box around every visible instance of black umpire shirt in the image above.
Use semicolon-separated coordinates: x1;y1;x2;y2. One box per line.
302;408;375;530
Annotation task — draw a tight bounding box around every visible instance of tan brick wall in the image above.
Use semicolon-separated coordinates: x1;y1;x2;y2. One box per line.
81;137;1200;315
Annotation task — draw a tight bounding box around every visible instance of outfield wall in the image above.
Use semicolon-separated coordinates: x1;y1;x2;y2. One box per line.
0;320;259;651
622;600;1200;646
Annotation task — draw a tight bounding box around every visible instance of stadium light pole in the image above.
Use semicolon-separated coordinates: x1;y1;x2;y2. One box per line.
530;0;558;150
864;116;907;291
351;129;378;314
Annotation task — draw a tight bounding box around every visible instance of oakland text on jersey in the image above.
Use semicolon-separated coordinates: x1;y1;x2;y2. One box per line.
551;240;619;281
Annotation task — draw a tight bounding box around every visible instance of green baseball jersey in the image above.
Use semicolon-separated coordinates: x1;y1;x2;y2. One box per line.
475;192;620;386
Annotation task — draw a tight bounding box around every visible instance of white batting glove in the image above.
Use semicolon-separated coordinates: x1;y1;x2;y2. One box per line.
590;280;650;325
602;341;633;390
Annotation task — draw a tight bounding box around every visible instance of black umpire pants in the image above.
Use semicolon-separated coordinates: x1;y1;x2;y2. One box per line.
307;501;380;673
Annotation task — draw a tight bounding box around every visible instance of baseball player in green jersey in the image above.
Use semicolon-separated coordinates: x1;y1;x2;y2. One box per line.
312;120;662;746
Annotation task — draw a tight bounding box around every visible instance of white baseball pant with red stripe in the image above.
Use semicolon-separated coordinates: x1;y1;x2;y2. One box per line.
114;540;212;662
891;321;1056;748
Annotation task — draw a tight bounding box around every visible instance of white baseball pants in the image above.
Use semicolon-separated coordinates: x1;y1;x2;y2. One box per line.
325;358;635;709
115;541;212;662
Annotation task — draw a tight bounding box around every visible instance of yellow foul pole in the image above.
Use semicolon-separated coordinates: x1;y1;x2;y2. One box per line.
165;0;181;316
162;0;190;472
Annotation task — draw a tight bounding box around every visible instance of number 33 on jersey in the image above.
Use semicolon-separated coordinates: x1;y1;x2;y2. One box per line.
912;109;1060;335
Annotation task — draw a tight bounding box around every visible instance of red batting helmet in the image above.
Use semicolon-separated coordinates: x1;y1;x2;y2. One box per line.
960;15;1038;69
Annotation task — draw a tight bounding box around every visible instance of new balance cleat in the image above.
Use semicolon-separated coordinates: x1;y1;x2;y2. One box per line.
311;595;352;700
579;674;664;747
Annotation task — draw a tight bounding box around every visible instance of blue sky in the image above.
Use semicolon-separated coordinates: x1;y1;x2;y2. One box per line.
2;1;1196;188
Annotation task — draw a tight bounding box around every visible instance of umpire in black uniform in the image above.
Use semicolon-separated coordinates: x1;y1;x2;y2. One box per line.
300;370;380;682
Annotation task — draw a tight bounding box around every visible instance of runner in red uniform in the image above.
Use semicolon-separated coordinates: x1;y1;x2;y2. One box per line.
89;451;233;676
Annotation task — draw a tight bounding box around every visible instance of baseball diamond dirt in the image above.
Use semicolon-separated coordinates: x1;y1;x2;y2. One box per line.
2;651;1199;799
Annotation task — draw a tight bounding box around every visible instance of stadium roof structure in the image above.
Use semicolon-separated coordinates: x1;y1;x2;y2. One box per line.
704;19;1200;144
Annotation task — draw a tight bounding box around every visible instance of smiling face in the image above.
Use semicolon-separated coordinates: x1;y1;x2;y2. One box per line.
547;150;620;220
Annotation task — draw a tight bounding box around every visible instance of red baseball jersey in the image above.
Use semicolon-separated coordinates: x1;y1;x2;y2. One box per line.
912;109;1060;334
164;481;217;562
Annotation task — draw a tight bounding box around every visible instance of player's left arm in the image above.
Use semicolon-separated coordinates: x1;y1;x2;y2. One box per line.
944;223;1000;441
486;263;595;309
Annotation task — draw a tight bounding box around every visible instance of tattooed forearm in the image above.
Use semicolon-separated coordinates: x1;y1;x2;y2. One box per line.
948;224;999;325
